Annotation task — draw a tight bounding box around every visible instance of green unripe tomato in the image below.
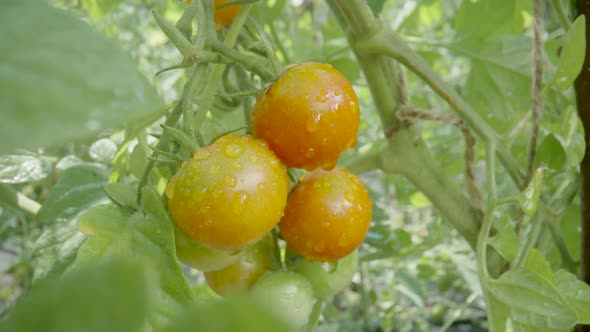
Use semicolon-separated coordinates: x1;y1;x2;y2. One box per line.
288;250;358;297
175;227;243;272
204;237;273;297
250;271;315;330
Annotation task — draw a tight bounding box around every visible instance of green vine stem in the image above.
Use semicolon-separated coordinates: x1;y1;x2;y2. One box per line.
0;184;41;217
326;0;481;249
551;0;572;29
305;297;324;332
192;4;256;132
327;0;524;188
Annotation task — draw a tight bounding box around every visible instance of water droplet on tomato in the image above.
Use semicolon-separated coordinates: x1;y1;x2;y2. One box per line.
224;143;244;158
193;149;211;161
224;174;237;188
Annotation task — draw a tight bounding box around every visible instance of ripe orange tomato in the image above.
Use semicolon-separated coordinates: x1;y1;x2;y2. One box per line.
204;237;272;297
278;168;372;261
186;0;240;28
165;135;289;251
251;62;360;171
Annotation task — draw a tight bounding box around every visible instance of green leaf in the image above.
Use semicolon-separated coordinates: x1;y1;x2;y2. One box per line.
449;252;481;295
329;57;361;83
0;1;163;154
36;165;109;225
454;36;532;132
104;182;138;210
0;260;150;332
488;222;519;262
525;249;554;284
488;268;577;329
130;143;149;179
454;0;531;40
32;219;87;283
535;133;568;171
518;166;546;216
552;15;586;89
162;298;293;332
74;204;194;329
251;0;287;24
0;155;51;184
486;292;512;332
554;269;590;324
82;0;123;18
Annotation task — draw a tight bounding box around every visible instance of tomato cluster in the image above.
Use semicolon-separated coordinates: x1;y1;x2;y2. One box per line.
165;62;372;329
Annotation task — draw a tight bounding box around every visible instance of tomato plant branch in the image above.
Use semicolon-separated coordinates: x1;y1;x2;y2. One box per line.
354;29;525;188
0;184;41;217
208;42;275;81
327;0;482;250
152;10;195;58
192;5;254;132
525;0;545;184
305;297;324;332
552;0;572;29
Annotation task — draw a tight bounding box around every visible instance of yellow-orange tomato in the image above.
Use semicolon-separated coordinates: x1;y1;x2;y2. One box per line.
165;135;289;251
186;0;240;28
251;62;360;171
279;168;372;261
204;237;272;297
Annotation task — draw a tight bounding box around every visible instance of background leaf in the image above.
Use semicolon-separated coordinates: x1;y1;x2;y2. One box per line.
35;165;109;225
488;268;577;329
553;15;586;89
73;203;194;329
554;269;590;324
0;260;150;332
0;155;51;184
0;0;163;154
32;165;110;282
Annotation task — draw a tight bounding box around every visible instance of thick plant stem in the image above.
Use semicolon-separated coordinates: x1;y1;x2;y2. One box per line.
0;184;40;216
326;0;480;248
380;130;481;249
574;1;590;331
327;0;524;188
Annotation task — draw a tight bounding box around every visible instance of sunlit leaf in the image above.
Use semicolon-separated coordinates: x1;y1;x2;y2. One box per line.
554;269;590;324
0;155;51;184
488;222;519;262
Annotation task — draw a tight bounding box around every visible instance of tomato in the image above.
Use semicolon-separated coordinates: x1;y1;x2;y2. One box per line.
204;237;272;297
186;0;240;28
174;226;243;272
278;167;372;261
251;62;360;171
165;134;289;251
250;271;315;330
287;250;358;297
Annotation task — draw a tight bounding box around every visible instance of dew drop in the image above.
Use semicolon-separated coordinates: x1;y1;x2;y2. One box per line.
224;143;244;158
193;149;211;161
306;118;319;133
321;221;330;229
344;191;355;203
257;183;266;191
337;235;348;247
224;174;238;188
305;148;315;158
334;89;341;97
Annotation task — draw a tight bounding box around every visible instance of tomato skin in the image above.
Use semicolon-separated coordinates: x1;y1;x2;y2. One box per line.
213;0;240;27
166;135;289;251
251;62;360;171
204;237;272;297
279;167;372;262
250;271;315;330
288;250;358;297
174;226;243;272
186;0;240;28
